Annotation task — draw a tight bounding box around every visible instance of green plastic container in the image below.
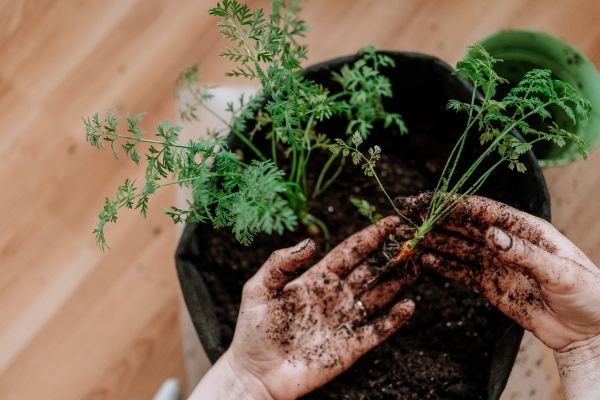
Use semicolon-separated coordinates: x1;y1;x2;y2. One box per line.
478;29;600;166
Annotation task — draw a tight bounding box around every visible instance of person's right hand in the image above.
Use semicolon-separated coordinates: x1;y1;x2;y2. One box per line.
395;194;600;353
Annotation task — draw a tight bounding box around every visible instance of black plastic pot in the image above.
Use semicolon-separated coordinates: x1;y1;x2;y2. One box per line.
176;52;551;399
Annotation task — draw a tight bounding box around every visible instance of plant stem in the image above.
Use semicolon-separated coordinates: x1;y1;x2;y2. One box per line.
357;151;415;227
429;157;504;229
290;145;298;185
224;16;269;82
313;152;339;197
187;85;267;161
298;115;315;194
306;214;331;251
442;105;541;199
430;88;482;214
412;101;553;255
316;158;345;197
108;134;191;149
271;133;278;167
157;172;242;189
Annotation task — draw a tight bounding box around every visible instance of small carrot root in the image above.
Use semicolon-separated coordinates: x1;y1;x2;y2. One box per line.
388;241;415;268
372;240;416;280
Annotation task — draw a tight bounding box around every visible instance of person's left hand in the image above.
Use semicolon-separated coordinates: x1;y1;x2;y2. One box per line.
223;216;415;400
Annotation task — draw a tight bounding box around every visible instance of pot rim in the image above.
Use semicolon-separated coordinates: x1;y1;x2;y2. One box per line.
478;28;600;166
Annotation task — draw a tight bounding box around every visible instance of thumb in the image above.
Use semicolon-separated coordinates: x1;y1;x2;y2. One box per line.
486;226;579;290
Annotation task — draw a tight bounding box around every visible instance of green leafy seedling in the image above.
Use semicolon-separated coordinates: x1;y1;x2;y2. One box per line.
350;196;382;224
334;44;591;269
84;0;405;249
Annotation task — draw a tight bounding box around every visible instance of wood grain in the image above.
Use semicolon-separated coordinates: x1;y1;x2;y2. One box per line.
0;1;599;399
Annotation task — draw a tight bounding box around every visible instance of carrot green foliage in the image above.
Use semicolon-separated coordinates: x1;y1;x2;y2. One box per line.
350;196;382;224
84;0;405;250
335;44;591;262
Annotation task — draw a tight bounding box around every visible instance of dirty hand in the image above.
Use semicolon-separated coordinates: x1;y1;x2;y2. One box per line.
397;194;600;399
190;216;414;400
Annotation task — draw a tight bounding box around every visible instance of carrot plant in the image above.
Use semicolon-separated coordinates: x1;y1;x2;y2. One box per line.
84;0;406;249
332;44;591;269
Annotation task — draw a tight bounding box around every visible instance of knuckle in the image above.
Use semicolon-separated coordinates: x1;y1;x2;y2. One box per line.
343;247;357;268
556;266;578;289
271;248;285;258
241;279;257;296
417;192;432;204
511;239;530;261
267;249;286;265
379;214;400;228
521;242;536;261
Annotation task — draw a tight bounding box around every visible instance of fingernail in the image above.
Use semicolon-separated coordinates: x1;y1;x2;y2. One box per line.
489;227;512;251
395;299;416;317
292;238;312;253
399;298;415;308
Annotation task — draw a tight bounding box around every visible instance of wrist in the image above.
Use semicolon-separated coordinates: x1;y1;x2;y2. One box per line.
555;335;600;368
189;350;274;400
554;335;600;400
222;350;274;400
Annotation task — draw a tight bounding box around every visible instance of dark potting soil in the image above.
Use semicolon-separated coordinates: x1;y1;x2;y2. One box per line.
198;128;512;399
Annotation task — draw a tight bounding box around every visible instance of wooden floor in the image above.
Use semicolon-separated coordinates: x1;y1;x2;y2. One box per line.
1;1;599;399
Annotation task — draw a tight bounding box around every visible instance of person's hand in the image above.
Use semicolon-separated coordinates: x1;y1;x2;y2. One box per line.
395;193;600;350
195;216;415;400
395;194;600;399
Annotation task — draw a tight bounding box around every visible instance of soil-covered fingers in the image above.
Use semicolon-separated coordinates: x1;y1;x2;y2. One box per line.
395;194;557;252
245;239;316;297
486;226;591;290
345;299;415;356
394;192;433;221
419;251;542;332
419;229;491;264
345;262;378;293
419;252;482;290
314;215;400;278
356;273;419;315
